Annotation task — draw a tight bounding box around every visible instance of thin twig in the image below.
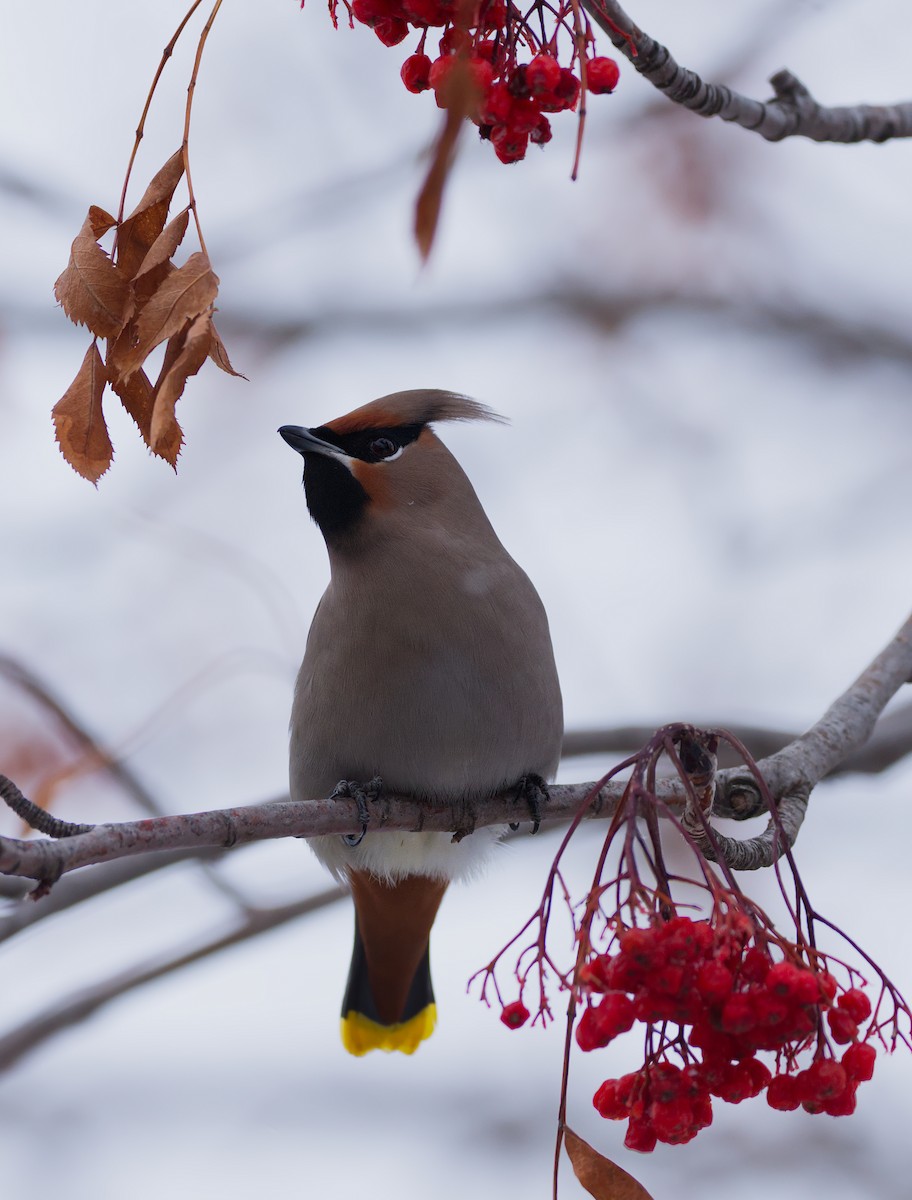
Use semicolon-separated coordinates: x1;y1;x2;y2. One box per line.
182;0;224;258
115;0;206;227
0;886;344;1073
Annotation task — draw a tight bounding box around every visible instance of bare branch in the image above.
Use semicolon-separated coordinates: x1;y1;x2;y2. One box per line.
0;613;908;887
562;701;912;775
0;885;343;1073
0;847;230;945
585;1;912;143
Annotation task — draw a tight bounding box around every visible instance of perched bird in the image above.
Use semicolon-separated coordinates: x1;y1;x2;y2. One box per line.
279;389;563;1056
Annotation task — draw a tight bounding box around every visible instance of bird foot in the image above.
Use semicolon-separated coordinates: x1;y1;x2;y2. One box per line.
509;773;549;835
330;776;383;847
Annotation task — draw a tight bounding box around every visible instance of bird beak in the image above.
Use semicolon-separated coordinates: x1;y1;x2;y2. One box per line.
278;425;349;463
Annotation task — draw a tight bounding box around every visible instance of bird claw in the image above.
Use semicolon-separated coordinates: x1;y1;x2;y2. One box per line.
331;776;383;847
514;774;549;835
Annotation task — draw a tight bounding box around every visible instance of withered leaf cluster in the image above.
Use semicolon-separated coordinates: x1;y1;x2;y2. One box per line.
53;151;241;482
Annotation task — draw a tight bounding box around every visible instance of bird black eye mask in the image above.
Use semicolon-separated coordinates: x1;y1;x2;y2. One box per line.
312;423;424;463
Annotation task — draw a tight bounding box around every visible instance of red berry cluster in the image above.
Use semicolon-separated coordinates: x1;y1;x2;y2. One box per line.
346;0;620;163
572;915;877;1150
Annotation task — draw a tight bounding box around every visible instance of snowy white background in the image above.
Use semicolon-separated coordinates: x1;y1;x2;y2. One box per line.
1;0;911;1197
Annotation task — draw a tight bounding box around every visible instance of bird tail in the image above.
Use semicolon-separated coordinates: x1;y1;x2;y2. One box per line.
340;920;437;1055
340;870;448;1056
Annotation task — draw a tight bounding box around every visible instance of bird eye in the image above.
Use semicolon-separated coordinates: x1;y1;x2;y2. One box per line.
368;437;401;461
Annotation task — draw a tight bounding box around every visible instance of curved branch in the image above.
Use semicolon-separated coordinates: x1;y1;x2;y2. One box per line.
0;613;908;887
585;0;912;143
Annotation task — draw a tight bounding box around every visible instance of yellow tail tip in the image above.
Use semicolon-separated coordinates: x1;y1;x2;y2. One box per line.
341;1004;437;1057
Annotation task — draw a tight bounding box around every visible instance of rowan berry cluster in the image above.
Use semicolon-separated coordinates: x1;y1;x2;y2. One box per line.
475;725;910;1166
571;913;878;1150
345;0;620;163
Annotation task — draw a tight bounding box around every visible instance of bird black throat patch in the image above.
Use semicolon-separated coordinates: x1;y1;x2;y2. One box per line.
302;452;369;538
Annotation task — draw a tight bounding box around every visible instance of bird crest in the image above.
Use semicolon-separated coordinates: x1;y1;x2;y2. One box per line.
325;389;505;435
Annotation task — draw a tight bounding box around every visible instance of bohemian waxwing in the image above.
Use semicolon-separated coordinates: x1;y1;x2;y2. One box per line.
279;389;563;1055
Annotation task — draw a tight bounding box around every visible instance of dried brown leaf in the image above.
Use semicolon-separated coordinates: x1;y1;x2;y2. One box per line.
118;251;218;380
414;105;464;262
54;208;131;339
86;205;118;239
133;260;175;319
150;312;212;465
208;320;244;377
116;149;185;280
135;207;190;283
52;342;113;484
110;368;155;445
564;1128;656;1200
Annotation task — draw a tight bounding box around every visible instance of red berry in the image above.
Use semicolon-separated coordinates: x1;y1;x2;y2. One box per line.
586;55;620;94
477;0;506;31
752;991;791;1031
578;955;612;993
597;991;637;1038
401;53;432;93
429;55;460;106
500;1000;530;1029
474;38;505;67
721;994;756;1034
648;1061;685;1103
529;115;552;146
617;926;664;974
842;1041;876;1082
490;123;528;164
438;26;470;55
713;1062;755;1104
741;946;772;984
650;1097;698;1145
822;1081;858;1117
765;960;819;1005
692;1091;714;1131
624;1117;657;1153
539;67;579;112
506;98;540;135
525;53;561;97
696;961;733;1005
662;916;714;963
575;1006;602;1052
576;993;635;1050
806;1059;848;1100
374;16;409;46
826;1007;859;1045
351;0;393;26
614;1072;641;1115
767;1074;801;1111
817;971;838;1003
688;1022;739;1063
401;0;450;24
742;1056;773;1096
838;988;872;1023
593;1079;628;1120
480;81;513;125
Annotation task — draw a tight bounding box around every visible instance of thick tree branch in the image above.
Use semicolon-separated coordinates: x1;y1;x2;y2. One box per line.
585;1;912;143
0;614;909;886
